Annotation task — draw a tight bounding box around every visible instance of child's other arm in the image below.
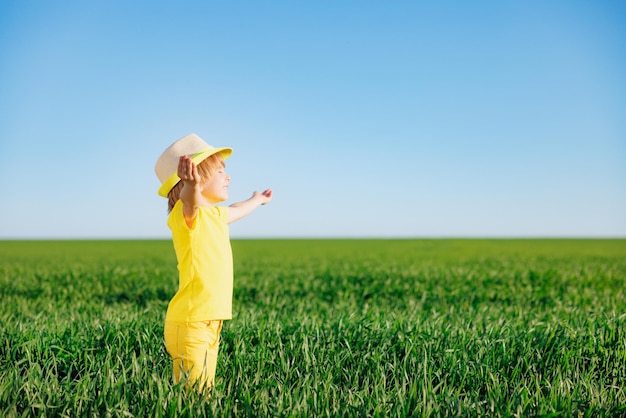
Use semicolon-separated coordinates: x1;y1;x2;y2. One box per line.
178;156;203;228
227;189;273;224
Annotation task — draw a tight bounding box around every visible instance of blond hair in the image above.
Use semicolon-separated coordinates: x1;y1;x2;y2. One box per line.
167;153;225;213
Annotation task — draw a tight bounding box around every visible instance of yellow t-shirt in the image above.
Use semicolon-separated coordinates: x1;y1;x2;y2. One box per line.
165;200;233;322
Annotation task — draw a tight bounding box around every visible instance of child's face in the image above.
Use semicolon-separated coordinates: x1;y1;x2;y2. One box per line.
201;163;230;204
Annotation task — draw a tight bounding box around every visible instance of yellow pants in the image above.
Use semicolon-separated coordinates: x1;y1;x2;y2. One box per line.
164;320;223;392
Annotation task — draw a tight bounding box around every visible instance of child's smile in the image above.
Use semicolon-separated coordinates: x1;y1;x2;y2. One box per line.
202;168;230;204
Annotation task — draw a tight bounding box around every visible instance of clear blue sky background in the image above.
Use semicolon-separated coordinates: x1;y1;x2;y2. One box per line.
1;1;624;239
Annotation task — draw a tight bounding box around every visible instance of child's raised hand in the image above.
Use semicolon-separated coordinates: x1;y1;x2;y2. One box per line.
177;155;201;184
254;189;273;205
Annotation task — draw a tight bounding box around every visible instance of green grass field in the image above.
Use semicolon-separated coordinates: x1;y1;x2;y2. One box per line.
1;239;625;417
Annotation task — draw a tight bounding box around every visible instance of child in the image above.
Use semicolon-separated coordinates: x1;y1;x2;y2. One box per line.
155;133;272;392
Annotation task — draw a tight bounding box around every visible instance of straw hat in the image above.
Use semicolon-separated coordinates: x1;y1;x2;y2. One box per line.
155;133;232;197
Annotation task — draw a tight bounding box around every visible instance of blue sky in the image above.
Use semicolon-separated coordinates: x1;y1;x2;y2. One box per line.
0;1;624;239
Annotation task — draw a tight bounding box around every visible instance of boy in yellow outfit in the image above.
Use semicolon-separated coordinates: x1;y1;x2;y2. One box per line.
155;133;272;392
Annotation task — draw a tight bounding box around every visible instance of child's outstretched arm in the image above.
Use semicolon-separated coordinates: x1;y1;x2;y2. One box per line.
178;155;203;228
227;189;273;224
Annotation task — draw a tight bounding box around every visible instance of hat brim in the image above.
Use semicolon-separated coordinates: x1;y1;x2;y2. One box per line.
158;147;232;197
